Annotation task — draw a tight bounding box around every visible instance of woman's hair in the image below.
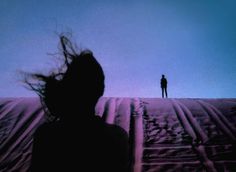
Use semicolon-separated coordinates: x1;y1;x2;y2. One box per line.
24;35;105;121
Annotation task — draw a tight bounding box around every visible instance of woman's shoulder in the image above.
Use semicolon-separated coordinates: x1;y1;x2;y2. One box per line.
94;116;127;136
34;121;62;140
103;122;128;143
36;121;58;131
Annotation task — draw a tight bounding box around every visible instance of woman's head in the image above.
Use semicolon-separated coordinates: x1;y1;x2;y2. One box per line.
25;35;105;120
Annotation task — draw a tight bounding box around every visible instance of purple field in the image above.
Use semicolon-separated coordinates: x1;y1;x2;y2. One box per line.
0;97;236;172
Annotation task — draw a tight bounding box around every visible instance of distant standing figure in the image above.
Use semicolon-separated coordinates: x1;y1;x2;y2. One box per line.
161;75;168;98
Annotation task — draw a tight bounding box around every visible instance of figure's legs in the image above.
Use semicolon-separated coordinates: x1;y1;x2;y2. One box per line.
165;88;168;98
162;88;164;98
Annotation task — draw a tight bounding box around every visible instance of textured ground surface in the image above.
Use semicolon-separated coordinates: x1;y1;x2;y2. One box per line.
0;97;236;172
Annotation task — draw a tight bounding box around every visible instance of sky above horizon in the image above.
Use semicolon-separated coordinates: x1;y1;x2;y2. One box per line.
1;0;236;98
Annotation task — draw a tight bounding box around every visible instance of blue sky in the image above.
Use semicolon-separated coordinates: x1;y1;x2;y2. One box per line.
1;0;236;98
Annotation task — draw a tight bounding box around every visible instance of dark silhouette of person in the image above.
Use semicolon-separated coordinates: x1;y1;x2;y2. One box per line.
161;74;168;98
26;35;130;172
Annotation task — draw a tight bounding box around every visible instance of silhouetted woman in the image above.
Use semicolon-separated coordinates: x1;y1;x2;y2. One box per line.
26;35;130;172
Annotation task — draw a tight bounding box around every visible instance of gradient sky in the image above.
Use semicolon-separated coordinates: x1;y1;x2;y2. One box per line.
1;0;236;98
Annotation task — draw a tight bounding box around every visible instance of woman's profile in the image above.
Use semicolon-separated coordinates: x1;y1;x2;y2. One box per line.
26;35;130;172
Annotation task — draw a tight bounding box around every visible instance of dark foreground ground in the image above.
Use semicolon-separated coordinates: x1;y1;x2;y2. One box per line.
0;97;235;172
